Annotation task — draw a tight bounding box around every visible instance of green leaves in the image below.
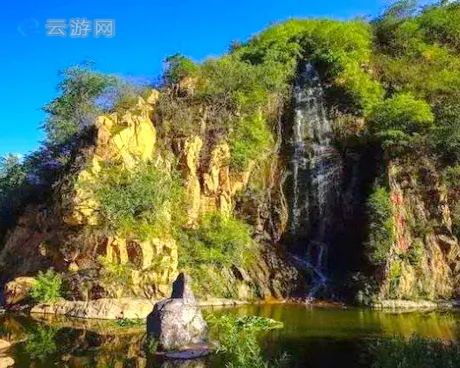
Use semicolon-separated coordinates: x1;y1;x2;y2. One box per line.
207;314;286;368
369;93;434;148
366;186;394;266
179;212;254;268
94;162;183;240
163;53;199;85
42;63;118;146
30;269;63;303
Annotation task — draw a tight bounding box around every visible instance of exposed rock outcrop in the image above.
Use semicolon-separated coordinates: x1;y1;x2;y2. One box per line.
31;298;154;320
3;277;35;308
0;87;305;304
378;157;460;300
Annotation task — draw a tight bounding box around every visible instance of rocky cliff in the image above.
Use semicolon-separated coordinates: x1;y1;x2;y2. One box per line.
0;89;303;303
377;156;460;300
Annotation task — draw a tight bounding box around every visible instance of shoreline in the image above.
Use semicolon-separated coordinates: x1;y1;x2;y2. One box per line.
3;297;460;321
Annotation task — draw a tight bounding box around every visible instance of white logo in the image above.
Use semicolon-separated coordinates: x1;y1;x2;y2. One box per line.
45;19;67;37
69;18;92;38
94;19;115;38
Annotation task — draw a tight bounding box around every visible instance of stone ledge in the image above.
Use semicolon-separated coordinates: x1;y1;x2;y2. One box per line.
29;298;251;320
31;298;155;320
371;299;460;310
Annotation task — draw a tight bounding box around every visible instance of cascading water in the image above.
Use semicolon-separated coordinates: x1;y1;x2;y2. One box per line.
289;63;343;298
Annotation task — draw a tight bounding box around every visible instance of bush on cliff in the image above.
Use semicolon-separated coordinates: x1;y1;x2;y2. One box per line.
366;186;394;266
42;63;118;146
178;212;255;297
369;93;434;149
93;161;183;240
0;154;27;241
179;212;254;268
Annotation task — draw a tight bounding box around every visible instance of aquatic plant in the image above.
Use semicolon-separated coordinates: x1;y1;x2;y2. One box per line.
371;335;460;368
207;314;288;368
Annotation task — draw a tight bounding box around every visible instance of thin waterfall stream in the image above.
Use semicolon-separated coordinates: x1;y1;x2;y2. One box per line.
290;63;343;298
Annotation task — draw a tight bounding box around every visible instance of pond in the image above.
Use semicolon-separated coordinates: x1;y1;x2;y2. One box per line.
1;304;460;367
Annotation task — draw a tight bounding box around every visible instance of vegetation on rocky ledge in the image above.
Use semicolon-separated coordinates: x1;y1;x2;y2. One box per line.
2;0;460;302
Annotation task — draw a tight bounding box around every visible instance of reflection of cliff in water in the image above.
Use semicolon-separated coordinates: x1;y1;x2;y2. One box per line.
1;307;460;367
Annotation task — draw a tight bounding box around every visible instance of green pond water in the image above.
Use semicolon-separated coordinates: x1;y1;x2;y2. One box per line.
1;304;460;367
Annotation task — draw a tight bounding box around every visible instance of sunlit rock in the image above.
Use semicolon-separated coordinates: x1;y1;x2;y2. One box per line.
147;273;208;351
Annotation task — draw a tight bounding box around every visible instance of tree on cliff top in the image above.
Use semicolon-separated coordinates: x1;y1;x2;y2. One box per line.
42;63;118;146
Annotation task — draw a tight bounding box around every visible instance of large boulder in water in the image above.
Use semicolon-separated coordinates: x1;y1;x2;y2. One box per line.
147;273;208;351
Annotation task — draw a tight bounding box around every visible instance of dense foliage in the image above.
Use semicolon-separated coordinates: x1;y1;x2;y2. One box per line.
207;314;287;367
371;335;460;368
92;162;183;240
158;17;381;170
179;212;255;297
373;0;460;162
366;186;394;266
30;269;63;303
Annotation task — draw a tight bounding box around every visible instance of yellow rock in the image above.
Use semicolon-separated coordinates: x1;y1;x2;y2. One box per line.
64;96;157;226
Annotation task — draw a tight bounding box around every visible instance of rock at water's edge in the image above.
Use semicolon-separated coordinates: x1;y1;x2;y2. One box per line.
3;277;35;308
147;273;208;351
0;355;14;368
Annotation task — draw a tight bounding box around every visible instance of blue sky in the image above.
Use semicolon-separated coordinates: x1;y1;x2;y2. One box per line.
1;0;404;157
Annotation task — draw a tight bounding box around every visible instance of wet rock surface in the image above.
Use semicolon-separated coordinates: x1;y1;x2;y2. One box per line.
147;273;208;352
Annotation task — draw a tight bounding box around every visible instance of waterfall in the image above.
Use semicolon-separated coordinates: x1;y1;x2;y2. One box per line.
289;63;343;298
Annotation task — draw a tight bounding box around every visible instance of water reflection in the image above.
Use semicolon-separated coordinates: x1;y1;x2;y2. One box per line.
0;306;459;367
209;304;460;340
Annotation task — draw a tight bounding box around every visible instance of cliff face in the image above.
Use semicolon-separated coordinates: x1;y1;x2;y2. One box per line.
378;156;460;300
0;90;303;301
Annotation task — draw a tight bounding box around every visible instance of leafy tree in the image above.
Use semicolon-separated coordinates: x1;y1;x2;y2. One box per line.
431;103;460;164
0;154;27;240
42;63;117;146
163;54;199;85
369;93;434;148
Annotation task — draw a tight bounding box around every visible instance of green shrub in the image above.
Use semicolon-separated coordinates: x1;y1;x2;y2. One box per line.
431;103;460;165
0;154;27;241
207;314;287;368
451;200;460;239
366;186;394;266
98;256;134;298
369;93;434;148
371;335;460;368
42;63;118;146
30;269;63;303
163;53;199;84
178;212;255;297
230;112;274;170
406;240;424;266
93;162;183;240
179;212;254;268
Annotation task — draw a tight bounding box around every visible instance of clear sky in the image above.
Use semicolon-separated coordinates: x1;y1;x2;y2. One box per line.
0;0;402;157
